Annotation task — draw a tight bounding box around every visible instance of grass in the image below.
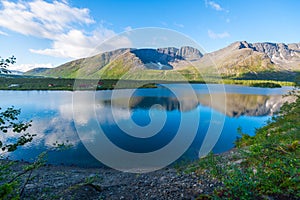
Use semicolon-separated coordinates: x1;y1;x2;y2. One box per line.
0;76;75;90
0;76;161;90
185;83;300;199
249;82;282;88
20;61;298;89
0;74;295;91
219;79;294;87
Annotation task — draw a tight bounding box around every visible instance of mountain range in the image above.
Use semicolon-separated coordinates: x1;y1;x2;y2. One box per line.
26;41;300;81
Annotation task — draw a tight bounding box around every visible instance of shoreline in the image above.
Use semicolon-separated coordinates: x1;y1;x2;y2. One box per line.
0;82;294;92
0;75;295;91
1;150;233;199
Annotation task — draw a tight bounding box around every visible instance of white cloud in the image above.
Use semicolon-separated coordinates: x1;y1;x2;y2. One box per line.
30;28;132;58
124;26;133;32
0;0;94;39
208;30;230;39
209;1;223;11
0;0;131;59
174;22;184;28
160;21;168;26
8;63;54;72
0;30;8;36
30;29;106;58
205;0;225;11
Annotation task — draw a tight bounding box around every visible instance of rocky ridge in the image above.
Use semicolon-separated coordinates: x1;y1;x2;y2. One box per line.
231;41;300;70
25;41;300;80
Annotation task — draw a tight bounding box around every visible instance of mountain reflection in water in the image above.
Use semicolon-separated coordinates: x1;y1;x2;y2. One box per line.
0;85;294;167
101;93;293;117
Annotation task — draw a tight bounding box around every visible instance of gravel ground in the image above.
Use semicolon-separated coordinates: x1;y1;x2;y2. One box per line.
1;159;223;200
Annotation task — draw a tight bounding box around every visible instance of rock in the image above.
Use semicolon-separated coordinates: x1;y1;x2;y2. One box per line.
0;159;223;200
177;46;203;61
25;184;35;190
248;42;300;68
232;159;244;165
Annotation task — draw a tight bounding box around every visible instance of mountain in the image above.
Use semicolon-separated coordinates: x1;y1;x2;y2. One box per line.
25;41;300;81
195;41;300;80
8;70;23;75
25;46;204;80
25;67;50;75
252;42;300;70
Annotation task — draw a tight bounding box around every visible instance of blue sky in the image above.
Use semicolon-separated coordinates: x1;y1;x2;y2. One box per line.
0;0;299;71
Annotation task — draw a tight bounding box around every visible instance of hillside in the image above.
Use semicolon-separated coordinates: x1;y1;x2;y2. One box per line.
196;41;300;80
25;41;300;81
25;67;50;76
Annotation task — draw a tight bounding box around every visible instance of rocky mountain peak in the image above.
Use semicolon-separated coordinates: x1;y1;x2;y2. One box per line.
226;41;300;69
177;46;203;61
229;41;251;50
131;46;203;65
157;47;179;58
128;46;203;70
239;41;251;49
288;43;300;51
156;46;203;61
251;42;300;66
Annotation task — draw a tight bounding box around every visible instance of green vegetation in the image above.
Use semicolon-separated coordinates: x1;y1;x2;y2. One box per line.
0;75;294;91
236;70;300;82
96;59;133;79
0;106;36;199
0;56;16;74
0;107;35;152
220;79;294;87
0;76;75;90
0;56;71;199
0;57;37;199
0;76;162;90
10;53;299;89
186;81;300;199
250;82;282;88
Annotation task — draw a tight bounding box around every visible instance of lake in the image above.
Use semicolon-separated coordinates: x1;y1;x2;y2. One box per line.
0;84;294;168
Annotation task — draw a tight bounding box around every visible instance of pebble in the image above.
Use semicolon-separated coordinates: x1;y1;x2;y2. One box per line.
1;159;223;200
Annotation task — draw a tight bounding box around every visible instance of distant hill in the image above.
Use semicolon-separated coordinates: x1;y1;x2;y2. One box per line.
25;67;51;76
25;41;300;81
0;70;24;75
9;70;24;75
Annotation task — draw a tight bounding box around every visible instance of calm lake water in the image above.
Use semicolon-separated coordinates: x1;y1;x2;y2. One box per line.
0;84;293;167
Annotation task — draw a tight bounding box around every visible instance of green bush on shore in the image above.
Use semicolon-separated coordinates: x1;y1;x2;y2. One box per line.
186;82;300;199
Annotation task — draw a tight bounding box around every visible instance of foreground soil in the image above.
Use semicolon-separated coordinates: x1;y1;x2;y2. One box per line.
1;158;223;200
